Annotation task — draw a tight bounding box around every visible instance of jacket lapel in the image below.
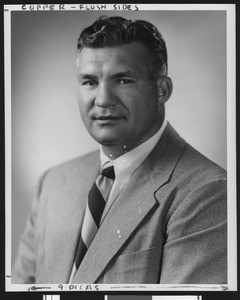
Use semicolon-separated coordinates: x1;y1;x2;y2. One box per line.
46;152;100;283
72;123;185;283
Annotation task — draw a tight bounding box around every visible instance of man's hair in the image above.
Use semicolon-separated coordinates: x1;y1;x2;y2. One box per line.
77;16;168;78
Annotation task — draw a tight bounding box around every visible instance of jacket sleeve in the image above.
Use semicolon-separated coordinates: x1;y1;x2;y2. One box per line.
12;171;48;284
159;178;227;284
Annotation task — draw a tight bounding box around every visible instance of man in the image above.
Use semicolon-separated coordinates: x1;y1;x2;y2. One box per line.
13;16;227;284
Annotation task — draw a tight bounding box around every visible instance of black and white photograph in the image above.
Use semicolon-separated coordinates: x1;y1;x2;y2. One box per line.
4;3;236;292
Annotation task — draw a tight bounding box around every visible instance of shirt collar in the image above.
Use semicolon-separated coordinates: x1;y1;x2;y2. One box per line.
100;119;167;191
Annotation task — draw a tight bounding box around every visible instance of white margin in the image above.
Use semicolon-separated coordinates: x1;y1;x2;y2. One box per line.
226;4;237;291
3;3;237;11
4;4;12;291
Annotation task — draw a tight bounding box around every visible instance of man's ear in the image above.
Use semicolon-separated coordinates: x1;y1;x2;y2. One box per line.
157;76;173;104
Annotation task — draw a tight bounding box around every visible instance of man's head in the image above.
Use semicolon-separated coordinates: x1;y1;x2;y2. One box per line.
76;16;173;158
77;16;168;79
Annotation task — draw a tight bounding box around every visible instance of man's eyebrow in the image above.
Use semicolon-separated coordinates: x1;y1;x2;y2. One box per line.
111;70;138;78
78;70;139;80
78;73;97;80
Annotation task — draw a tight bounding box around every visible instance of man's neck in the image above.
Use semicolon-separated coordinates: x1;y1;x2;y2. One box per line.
101;144;131;160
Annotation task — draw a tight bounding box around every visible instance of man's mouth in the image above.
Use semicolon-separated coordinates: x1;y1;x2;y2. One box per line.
96;115;122;120
94;115;124;124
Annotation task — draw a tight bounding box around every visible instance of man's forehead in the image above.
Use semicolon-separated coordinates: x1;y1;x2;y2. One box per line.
77;43;150;76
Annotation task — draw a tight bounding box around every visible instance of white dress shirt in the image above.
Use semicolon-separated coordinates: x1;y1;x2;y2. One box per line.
100;119;167;223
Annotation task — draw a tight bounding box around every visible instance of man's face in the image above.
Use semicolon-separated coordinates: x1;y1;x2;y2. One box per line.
77;42;165;153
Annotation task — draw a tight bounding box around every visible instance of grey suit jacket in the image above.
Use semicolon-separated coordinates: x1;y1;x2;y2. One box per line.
12;123;227;284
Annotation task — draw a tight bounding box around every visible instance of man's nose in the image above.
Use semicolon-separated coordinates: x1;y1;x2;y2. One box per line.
94;83;117;107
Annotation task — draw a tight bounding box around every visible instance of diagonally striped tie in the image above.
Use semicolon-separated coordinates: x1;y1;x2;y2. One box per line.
69;163;115;282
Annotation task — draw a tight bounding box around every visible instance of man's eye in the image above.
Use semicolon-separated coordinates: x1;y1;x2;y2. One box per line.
82;81;98;86
118;79;133;85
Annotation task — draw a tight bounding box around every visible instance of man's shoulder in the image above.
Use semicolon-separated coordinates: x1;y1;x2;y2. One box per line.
42;150;100;186
168;141;227;202
163;123;226;179
51;150;100;173
155;126;227;229
181;142;226;179
154;124;227;199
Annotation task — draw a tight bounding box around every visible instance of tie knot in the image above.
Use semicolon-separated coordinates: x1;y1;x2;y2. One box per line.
101;165;115;179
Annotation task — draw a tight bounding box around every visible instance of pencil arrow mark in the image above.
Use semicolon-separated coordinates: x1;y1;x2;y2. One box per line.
29;285;52;291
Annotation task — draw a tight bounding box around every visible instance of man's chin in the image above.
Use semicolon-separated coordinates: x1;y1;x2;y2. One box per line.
91;133;124;146
96;138;124;147
90;127;126;145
